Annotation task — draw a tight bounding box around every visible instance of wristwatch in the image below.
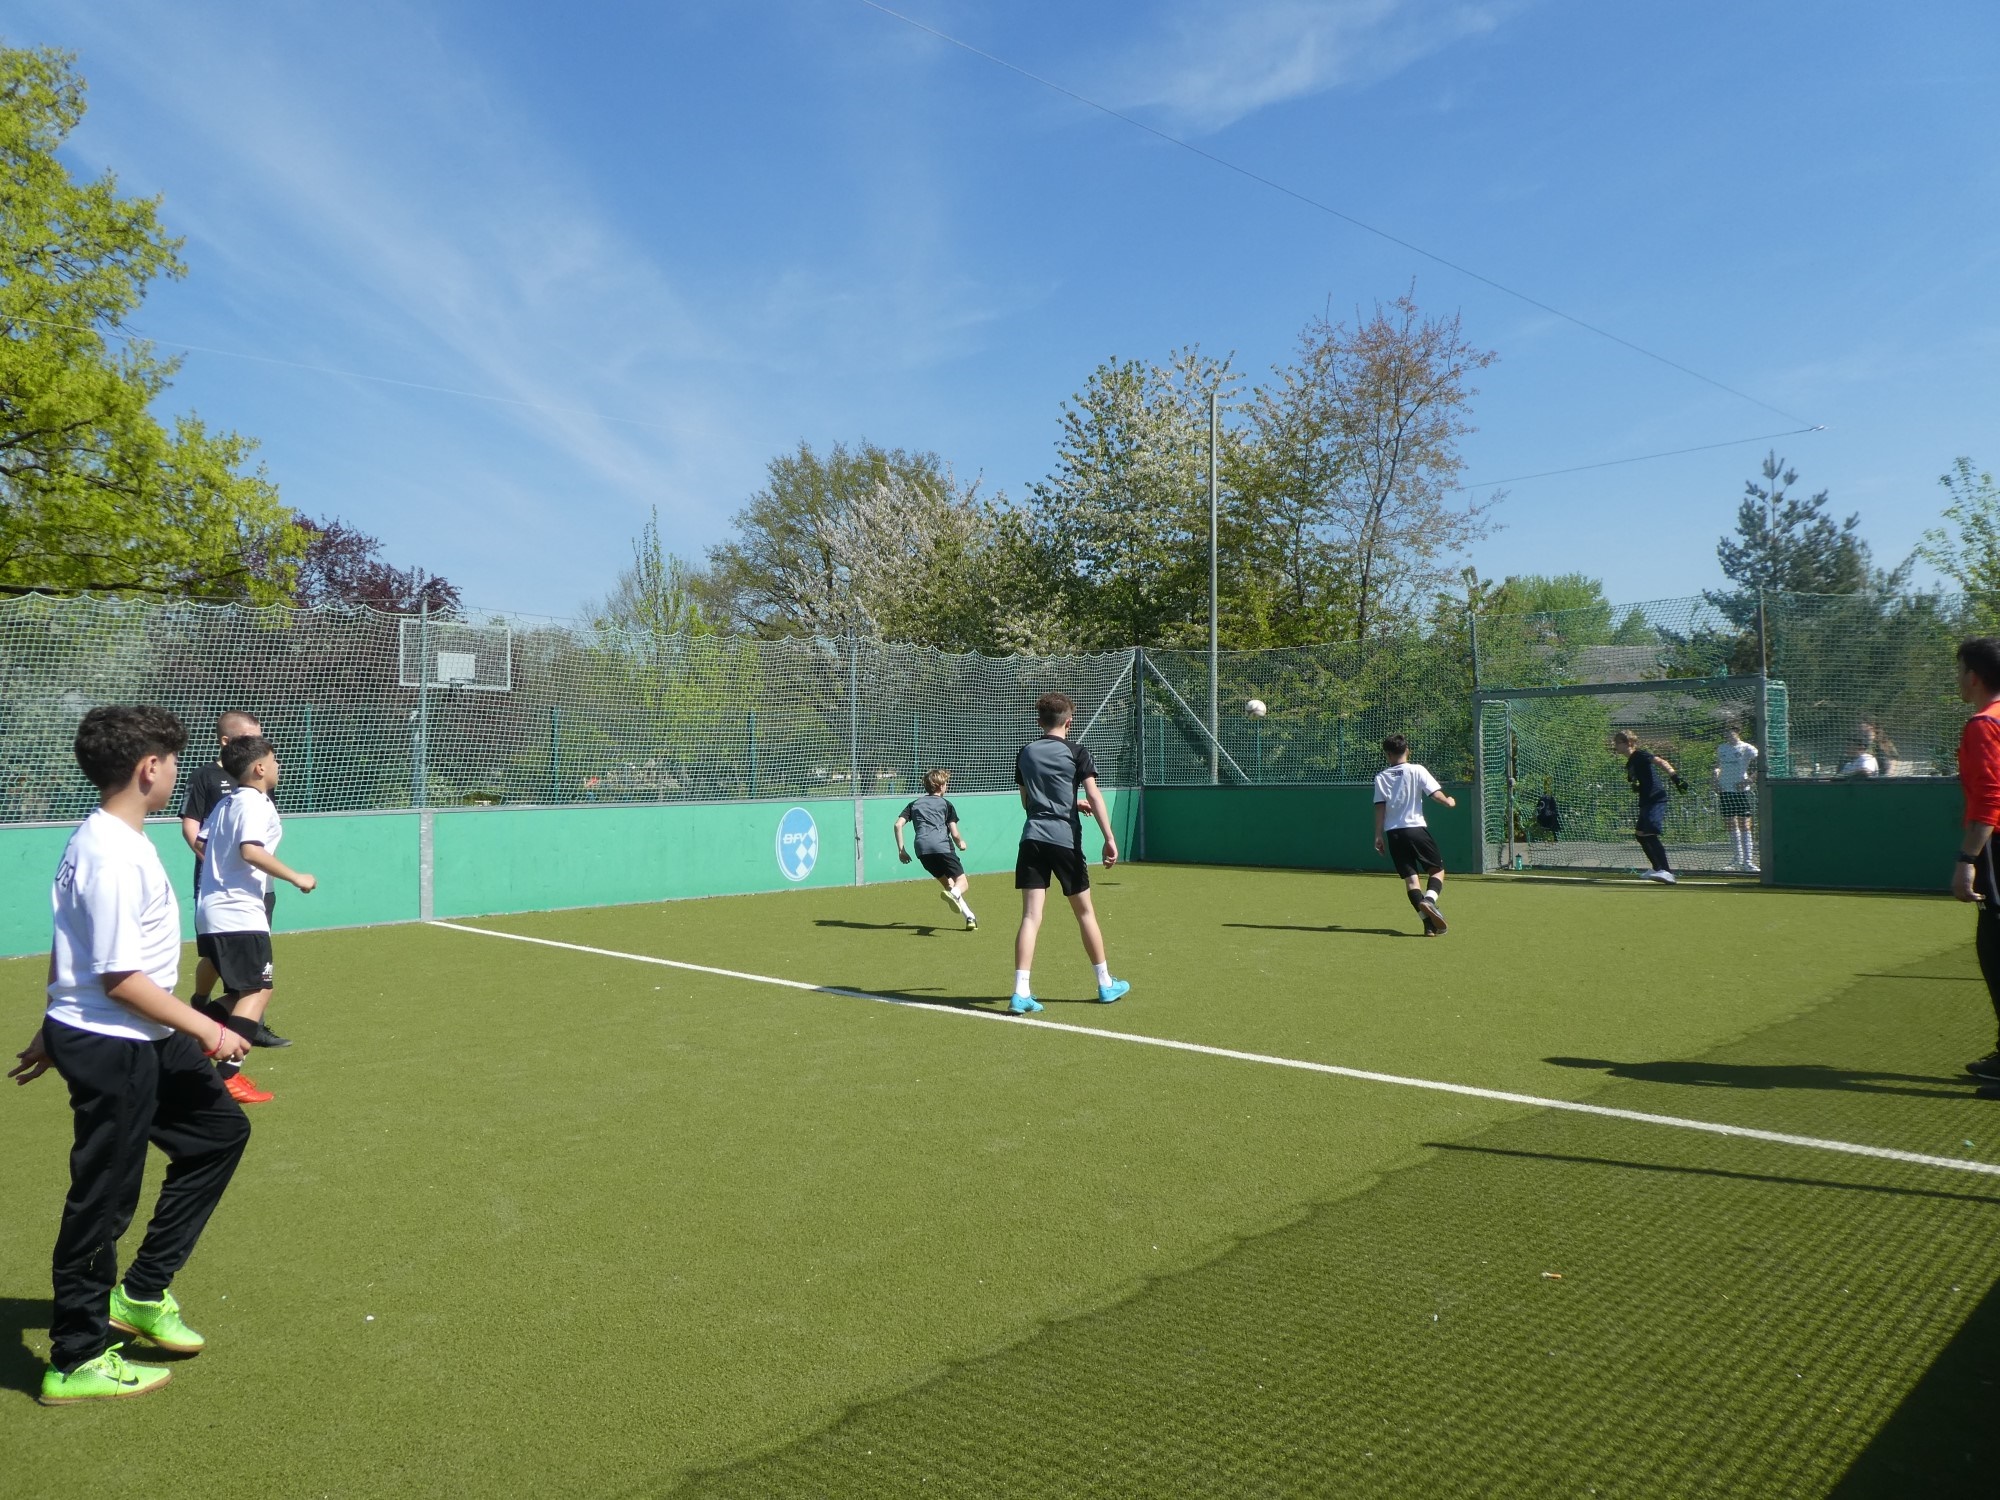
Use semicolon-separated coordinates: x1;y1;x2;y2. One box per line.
1957;853;1981;865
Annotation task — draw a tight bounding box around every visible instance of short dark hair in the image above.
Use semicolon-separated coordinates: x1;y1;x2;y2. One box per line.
1959;638;2000;691
217;709;262;740
1036;692;1075;729
221;736;274;781
1382;733;1408;757
74;705;188;791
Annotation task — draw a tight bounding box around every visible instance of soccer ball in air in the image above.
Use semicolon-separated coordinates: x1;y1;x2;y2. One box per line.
1245;698;1268;718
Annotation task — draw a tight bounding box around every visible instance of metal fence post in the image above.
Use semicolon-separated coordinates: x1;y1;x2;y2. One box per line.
849;631;863;885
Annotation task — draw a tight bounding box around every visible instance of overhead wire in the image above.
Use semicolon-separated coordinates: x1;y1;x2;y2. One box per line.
848;0;1823;433
1453;425;1825;492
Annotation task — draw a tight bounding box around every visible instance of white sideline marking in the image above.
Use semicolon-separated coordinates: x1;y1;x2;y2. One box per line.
429;921;2000;1181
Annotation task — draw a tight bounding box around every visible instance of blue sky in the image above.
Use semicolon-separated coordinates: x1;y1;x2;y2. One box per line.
13;0;1999;619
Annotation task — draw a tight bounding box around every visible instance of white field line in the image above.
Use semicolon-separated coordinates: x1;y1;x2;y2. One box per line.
428;921;2000;1181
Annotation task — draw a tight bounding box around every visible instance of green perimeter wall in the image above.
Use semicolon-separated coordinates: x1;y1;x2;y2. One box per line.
1766;778;1959;893
0;790;1140;958
1142;784;1479;875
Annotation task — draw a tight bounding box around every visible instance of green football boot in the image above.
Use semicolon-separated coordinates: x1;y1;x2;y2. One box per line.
109;1284;205;1353
39;1344;172;1405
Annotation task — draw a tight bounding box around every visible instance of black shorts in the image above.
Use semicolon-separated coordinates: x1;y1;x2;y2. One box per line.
1384;826;1444;879
1717;789;1754;818
1016;839;1090;896
917;850;964;880
1635;798;1669;838
196;931;274;995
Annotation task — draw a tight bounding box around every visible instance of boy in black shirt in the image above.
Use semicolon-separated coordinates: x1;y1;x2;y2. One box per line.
1612;729;1683;884
896;770;976;929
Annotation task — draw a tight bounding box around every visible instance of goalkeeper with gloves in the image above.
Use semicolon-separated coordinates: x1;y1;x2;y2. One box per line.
1612;729;1684;884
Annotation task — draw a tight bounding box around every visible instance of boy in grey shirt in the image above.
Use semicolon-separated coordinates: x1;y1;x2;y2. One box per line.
1009;692;1128;1014
895;769;975;929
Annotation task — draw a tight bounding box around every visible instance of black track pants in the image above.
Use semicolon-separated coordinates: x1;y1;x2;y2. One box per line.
43;1021;250;1373
1977;908;2000;1049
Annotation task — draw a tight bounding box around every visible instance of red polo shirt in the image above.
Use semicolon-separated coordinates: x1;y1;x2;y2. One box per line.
1960;701;2000;827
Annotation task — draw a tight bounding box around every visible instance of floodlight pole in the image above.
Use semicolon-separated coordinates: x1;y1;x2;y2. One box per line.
1208;388;1220;786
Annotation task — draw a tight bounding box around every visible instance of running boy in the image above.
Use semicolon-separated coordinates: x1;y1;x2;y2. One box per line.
1713;721;1760;872
9;705;252;1405
1613;728;1684;884
1010;692;1128;1014
895;770;976;929
195;736;316;1104
179;710;262;1024
1372;734;1457;935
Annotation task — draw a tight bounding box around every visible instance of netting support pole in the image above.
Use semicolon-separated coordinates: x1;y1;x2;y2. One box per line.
747;711;757;799
304;705;316;814
418;810;435;921
548;706;561;803
912;712;920;790
414;602;431;811
849;631;863;886
1756;673;1774;886
1208;388;1220;786
1469;699;1487;873
1132;647;1146;860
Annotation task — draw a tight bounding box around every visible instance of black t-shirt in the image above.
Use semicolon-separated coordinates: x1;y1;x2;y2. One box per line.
181;761;235;885
1625;749;1668;803
1016;735;1097;849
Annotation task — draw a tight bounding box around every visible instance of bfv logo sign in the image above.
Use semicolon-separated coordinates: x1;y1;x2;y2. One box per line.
776;806;819;882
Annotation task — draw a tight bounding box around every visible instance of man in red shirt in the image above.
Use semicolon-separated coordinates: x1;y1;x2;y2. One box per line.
1949;638;2000;1094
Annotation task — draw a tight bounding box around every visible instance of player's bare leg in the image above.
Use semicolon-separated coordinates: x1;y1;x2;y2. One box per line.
1015;887;1046;971
1067;890;1107;966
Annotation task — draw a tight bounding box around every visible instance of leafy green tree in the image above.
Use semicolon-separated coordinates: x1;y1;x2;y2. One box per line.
1715;451;1872;596
0;46;300;599
1916;457;2000;613
704;440;968;640
593;505;713;638
1021;348;1243;651
1249;293;1497;642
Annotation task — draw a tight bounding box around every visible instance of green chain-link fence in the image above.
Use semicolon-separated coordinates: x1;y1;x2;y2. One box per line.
0;589;1984;838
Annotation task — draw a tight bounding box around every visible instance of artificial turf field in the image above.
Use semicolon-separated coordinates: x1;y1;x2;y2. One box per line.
2;863;1996;1498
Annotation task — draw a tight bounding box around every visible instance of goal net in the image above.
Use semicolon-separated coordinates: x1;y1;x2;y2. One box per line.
1476;677;1781;874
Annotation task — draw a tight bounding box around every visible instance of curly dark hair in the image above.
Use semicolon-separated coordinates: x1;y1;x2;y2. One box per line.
73;705;188;791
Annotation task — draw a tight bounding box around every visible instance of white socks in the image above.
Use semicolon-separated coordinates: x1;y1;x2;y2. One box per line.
1732;828;1757;865
1014;969;1033;997
1092;962;1111;986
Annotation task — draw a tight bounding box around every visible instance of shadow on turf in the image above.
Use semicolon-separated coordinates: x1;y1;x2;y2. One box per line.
1;1296;49;1395
1427;1143;2000;1209
1827;1273;2000;1498
1223;922;1415;938
1545;1056;1971;1098
816;919;949;937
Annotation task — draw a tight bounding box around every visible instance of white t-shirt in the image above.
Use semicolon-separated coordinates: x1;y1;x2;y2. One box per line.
197;787;282;935
1374;762;1442;831
45;809;180;1042
1715;740;1759;792
1839;751;1880;779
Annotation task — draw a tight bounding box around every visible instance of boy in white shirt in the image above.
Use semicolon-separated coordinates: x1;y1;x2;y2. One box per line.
1713;723;1761;872
1372;733;1458;936
196;736;316;1104
8;705;253;1405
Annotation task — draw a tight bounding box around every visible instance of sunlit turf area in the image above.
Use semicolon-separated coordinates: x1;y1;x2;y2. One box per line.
3;864;1996;1497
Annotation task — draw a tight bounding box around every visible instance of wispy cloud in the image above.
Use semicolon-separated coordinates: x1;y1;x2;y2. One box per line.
1104;0;1518;132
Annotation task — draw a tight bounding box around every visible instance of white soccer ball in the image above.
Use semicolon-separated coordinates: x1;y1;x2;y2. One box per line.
1245;698;1268;718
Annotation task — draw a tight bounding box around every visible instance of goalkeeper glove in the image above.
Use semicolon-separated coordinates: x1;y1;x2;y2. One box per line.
1670;773;1689;794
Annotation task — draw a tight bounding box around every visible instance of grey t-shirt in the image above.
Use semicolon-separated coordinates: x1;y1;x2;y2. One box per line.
1016;734;1096;849
899;795;959;856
